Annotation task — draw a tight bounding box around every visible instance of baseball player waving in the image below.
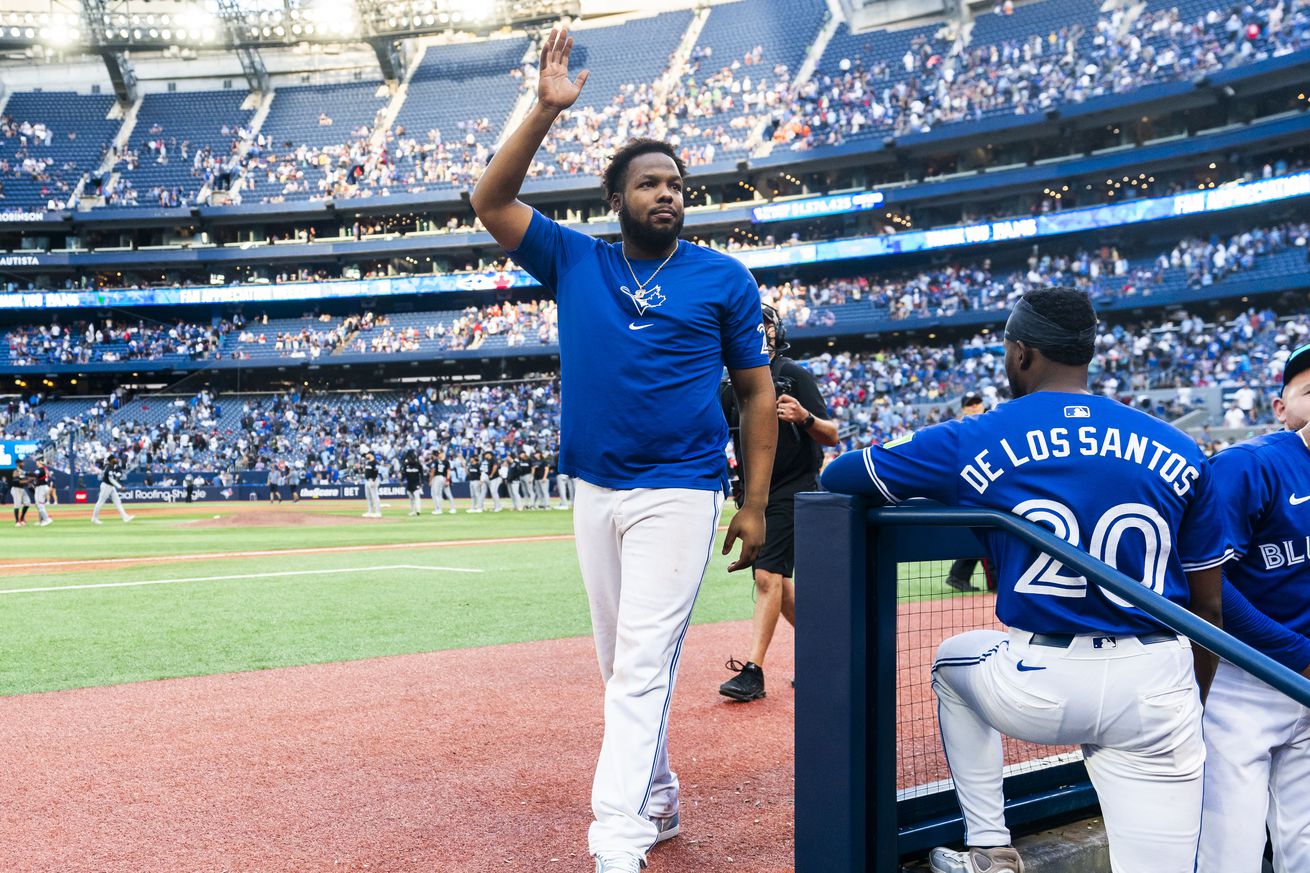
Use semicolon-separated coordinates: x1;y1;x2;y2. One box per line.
1200;342;1310;871
91;456;134;525
471;26;777;873
823;288;1232;873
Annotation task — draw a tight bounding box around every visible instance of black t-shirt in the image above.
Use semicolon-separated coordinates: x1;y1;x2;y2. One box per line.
363;461;379;481
403;459;423;488
532;459;547;480
34;467;49;486
724;357;829;496
431;459;450;480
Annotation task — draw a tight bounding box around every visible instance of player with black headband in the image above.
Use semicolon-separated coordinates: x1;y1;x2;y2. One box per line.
823;288;1231;873
719;303;838;702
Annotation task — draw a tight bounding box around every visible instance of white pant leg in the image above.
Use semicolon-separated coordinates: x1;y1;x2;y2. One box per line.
470;480;485;510
409;489;421;514
365;481;380;514
558;474;573;508
1200;661;1282;872
92;484;110;521
489;478;504;511
932;630;1012;848
111;487;129;520
575;480;724;862
934;630;1203;872
34;485;50;522
509;480;524;511
537;480;550;508
1267;689;1310;871
429;478;443;512
442;482;455;508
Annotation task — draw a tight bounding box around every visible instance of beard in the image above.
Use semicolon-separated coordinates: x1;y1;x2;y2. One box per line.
618;202;683;253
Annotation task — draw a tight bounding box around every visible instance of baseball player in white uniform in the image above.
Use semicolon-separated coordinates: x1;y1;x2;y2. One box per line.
471;27;776;872
823;288;1232;873
91;457;134;524
1200;342;1310;872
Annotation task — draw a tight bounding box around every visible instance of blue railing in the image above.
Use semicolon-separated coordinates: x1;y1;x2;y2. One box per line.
793;493;1310;872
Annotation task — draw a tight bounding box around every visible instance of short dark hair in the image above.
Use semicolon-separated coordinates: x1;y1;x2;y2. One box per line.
602;139;687;200
1022;287;1097;366
962;393;984;407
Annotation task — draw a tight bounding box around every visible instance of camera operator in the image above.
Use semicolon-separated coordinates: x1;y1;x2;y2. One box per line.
719;303;839;702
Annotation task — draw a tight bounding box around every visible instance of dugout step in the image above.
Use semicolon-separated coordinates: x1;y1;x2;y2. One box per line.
900;817;1109;873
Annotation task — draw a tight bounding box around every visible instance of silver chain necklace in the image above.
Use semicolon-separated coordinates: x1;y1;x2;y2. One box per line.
621;243;679;292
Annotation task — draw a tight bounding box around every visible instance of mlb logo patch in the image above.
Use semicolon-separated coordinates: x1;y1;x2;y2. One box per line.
1064;406;1091;419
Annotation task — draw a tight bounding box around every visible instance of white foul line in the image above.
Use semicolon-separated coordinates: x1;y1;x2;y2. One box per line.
0;564;482;595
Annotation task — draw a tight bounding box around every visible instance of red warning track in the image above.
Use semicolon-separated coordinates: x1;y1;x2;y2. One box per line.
0;621;797;873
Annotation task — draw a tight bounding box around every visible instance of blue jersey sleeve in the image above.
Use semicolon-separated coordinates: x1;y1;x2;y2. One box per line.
1208;446;1270;560
1222;580;1310;672
506;209;597;291
821;420;961;505
722;265;769;370
1177;460;1237;572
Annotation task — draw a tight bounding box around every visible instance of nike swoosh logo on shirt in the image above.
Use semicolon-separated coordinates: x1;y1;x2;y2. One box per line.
1291;494;1310;506
1015;660;1046;672
629;322;653;330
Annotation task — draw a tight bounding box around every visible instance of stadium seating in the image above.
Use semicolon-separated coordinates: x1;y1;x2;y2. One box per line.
115;90;253;207
0;91;120;210
241;80;389;202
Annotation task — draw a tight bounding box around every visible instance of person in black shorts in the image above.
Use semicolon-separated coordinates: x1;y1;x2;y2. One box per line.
719;303;839;701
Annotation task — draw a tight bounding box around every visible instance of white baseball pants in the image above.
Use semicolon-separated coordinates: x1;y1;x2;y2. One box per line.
33;484;50;522
573;479;723;863
535;479;550;508
1199;659;1310;872
509;480;525;510
470;479;486;511
557;474;574;508
407;488;422;514
92;484;130;522
430;477;453;512
488;476;504;511
933;628;1204;873
363;480;381;515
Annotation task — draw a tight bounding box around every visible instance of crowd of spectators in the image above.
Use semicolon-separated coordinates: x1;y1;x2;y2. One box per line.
759;220;1308;324
775;0;1310;149
11;304;1308;481
4;318;235;366
0;113;83;209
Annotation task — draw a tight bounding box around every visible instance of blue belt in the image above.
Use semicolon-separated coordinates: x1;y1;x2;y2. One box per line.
1029;630;1177;648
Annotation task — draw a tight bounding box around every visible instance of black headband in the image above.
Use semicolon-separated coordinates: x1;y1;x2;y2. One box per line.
1004;297;1097;350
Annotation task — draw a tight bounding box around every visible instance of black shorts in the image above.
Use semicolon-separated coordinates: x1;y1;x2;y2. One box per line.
753;479;816;578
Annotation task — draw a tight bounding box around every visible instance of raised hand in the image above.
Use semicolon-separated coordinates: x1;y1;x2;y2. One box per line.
537;27;589;112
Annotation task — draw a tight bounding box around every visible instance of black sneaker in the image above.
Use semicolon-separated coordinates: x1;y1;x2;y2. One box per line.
719;658;766;702
945;573;978;592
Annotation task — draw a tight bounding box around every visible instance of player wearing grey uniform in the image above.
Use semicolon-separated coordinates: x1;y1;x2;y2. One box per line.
32;462;52;526
362;454;382;518
429;452;455;514
555;449;574;509
402;450;424;516
288;466;302;503
488;453;506;513
469;451;491;513
1200;342;1310;872
824;289;1231;873
531;450;550;509
92;457;134;524
9;468;30;526
508;453;530;511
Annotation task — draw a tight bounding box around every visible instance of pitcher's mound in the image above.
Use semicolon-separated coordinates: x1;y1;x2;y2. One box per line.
184;511;384;528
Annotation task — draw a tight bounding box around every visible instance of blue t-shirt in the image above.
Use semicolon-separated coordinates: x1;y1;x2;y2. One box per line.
1211;430;1310;636
821;392;1233;635
509;209;768;490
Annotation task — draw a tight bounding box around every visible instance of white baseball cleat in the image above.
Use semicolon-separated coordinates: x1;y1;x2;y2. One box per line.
595;854;642;873
930;846;1025;873
91;519;103;525
39;518;53;526
431;510;442;515
124;516;135;523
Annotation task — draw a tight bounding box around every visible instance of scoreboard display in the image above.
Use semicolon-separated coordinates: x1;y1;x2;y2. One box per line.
0;440;41;470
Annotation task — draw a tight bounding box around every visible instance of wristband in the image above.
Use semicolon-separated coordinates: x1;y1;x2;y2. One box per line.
801;413;815;430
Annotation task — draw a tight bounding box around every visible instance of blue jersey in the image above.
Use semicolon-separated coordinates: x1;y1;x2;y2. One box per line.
821;392;1233;635
510;209;768;490
1211;430;1310;637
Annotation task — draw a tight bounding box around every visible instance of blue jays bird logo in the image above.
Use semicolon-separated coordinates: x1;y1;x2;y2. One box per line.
620;284;667;316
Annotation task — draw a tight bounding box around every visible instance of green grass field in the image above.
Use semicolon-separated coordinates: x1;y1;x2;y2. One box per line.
0;499;985;697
